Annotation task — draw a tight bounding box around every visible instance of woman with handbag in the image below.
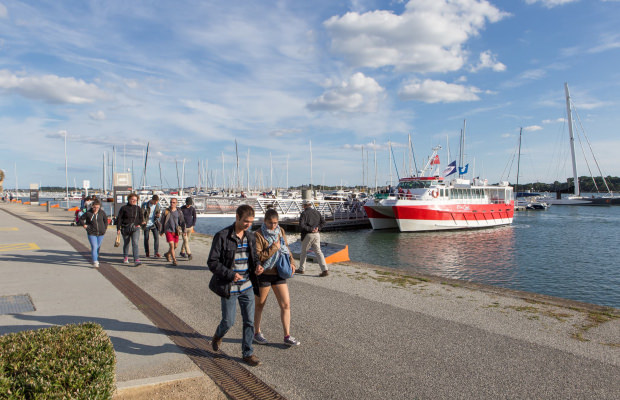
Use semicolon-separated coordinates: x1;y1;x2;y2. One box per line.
159;197;186;266
116;193;144;266
253;208;300;346
79;198;108;267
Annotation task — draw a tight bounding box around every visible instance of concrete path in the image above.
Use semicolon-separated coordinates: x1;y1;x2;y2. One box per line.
1;202;619;399
0;205;213;394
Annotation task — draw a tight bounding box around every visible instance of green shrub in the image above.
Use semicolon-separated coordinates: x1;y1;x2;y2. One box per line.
0;322;115;399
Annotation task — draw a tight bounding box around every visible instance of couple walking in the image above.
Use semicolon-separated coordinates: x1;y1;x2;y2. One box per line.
207;205;299;366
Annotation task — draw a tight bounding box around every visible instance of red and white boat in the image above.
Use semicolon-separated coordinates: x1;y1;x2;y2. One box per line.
364;143;514;232
366;177;514;232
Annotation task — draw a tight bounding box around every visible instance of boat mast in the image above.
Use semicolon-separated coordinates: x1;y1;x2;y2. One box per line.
564;82;579;197
516;127;522;196
459;120;466;176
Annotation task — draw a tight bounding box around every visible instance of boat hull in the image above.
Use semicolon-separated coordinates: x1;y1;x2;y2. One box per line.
364;203;398;230
392;201;514;232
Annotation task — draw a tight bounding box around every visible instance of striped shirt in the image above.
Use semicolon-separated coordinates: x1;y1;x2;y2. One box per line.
231;233;252;294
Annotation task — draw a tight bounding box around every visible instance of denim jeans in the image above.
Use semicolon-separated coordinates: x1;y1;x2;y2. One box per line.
215;289;255;357
143;225;159;254
122;229;141;260
87;235;104;262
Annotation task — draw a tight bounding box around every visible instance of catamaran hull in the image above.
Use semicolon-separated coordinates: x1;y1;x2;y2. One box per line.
364;204;398;229
392;202;514;232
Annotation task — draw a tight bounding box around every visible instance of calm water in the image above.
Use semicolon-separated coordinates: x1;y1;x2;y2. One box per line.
195;206;620;308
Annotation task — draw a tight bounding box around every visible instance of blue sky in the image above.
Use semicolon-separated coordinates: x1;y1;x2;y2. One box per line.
1;0;619;191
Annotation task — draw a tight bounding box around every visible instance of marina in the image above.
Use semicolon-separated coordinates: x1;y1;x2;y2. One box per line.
194;203;620;309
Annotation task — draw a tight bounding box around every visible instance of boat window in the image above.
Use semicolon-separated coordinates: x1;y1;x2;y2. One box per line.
398;180;432;190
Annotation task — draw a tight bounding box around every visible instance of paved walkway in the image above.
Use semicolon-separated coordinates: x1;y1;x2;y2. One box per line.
1;202;619;399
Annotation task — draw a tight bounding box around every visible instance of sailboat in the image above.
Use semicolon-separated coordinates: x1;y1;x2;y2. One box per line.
542;83;613;205
514;127;550;210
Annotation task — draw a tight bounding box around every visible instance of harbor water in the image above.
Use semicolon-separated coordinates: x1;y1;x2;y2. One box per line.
194;206;619;309
26;197;617;308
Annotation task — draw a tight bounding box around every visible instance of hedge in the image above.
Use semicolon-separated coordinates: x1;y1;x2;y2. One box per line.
0;323;115;399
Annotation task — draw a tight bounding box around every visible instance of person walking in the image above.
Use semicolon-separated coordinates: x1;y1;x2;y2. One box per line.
253;209;300;346
141;195;162;258
159;197;185;266
298;200;328;276
207;205;264;366
180;197;197;260
79;198;108;268
116;193;144;266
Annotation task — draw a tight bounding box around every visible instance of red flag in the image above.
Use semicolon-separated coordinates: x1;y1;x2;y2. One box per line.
431;155;440;165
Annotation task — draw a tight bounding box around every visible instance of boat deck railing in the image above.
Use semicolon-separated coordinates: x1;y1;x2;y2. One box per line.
188;196;367;220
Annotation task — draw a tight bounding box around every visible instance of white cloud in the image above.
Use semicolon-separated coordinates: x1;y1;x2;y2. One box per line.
470;50;506;72
0;3;8;18
399;79;481;103
307;72;385;113
89;110;106;120
0;69;108;104
525;0;579;8
270;128;302;137
542;118;566;124
343;141;388;151
324;0;508;73
523;125;542;131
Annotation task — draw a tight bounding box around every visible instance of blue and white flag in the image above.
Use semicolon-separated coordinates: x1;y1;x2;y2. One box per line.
459;163;469;175
442;160;457;177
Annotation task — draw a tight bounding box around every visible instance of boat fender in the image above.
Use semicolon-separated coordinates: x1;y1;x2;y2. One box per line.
431;190;439;198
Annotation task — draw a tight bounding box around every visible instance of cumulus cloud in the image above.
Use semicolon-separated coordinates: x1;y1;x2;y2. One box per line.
399;79;481;103
470;50;506;72
523;125;543;131
324;0;508;73
0;69;107;104
525;0;579;8
307;72;385;113
89;110;106;120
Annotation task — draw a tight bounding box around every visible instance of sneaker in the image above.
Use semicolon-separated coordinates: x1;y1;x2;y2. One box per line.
188;254;193;261
135;259;142;266
145;251;150;258
154;253;162;258
93;261;99;268
253;332;269;345
296;269;305;274
284;335;300;346
319;270;329;277
242;354;261;366
212;334;222;351
123;257;129;264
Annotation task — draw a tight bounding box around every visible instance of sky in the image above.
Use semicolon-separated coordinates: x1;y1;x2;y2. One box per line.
1;0;619;191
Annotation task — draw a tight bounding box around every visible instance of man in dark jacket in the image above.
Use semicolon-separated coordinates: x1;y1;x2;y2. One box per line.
207;205;264;366
116;193;144;266
298;200;328;276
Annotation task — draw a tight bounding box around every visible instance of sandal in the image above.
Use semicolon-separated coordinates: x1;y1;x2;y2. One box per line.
172;260;178;266
165;252;171;262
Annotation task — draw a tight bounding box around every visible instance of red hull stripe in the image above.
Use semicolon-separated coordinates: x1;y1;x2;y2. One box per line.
393;202;514;221
364;206;392;219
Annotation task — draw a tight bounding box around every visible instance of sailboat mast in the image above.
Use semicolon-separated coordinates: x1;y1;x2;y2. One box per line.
516;127;522;195
564;82;579;197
